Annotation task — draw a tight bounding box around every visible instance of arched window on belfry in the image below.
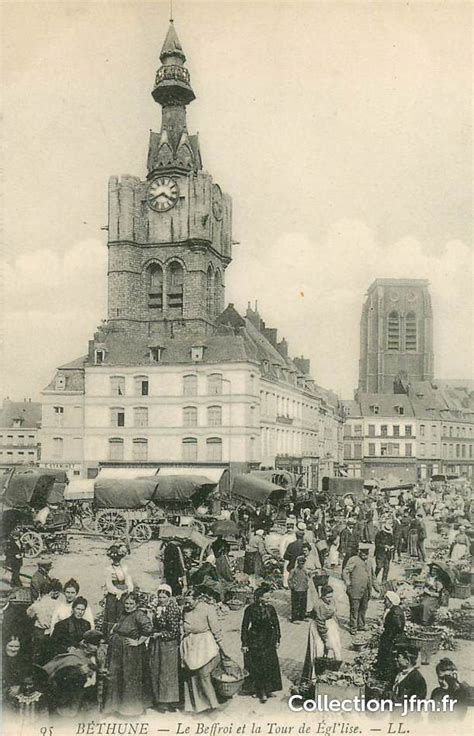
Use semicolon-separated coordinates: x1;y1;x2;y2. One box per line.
405;312;417;351
147;263;163;311
214;269;222;316
206;265;214;317
387;311;400;351
168;261;184;315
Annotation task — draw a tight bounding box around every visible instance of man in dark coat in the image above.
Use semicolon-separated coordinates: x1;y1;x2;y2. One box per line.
162;541;186;596
30;560;53;601
392;643;427;703
50;597;91;655
374;523;394;582
283;529;305;574
339;518;360;569
376;591;406;684
5;529;23;587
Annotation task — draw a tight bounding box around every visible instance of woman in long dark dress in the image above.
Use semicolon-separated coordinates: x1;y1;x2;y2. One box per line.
104;593;153;716
149;584;181;712
376;591;406;684
241;586;282;703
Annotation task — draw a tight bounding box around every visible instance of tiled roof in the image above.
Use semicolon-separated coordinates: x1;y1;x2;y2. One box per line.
358;393;415;417
0;399;41;428
41;305;343;413
88;331;256;367
59;356;88;370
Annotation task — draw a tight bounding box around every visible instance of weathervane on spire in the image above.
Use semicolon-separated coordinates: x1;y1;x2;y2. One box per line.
170;0;173;23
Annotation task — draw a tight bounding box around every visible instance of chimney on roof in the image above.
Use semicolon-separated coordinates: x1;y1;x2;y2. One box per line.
246;303;262;330
263;328;278;347
294;356;311;375
277;338;288;358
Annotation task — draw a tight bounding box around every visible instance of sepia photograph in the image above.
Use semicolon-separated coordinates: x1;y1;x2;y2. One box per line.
1;1;473;735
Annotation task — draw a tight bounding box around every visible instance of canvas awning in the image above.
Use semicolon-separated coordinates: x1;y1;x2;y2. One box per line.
231;474;286;506
94;477;160;508
2;468;56;510
154;475;217;502
97;467;160;480
64;479;95;501
157;467;226;485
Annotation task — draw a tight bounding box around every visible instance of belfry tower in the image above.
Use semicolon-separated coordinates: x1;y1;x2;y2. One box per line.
106;21;232;339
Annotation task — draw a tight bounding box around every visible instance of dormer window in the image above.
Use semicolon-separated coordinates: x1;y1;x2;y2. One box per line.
370;404;379;415
12;418;23;428
262;360;269;373
94;349;105;365
394;405;405;416
191;346;204;362
55;374;66;391
149;346;164;363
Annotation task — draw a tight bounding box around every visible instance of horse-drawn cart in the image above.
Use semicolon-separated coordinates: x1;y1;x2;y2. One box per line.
1;467;73;558
91;473;218;541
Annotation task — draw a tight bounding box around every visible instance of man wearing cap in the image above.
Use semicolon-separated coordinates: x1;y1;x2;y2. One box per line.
376;591;406;684
392;643;427;704
283;529;306;582
30;560;53;602
374;523;394;582
339;518;361;569
342;544;377;635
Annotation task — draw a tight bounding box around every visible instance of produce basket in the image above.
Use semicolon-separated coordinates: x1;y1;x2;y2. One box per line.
407;629;443;665
452;583;471;600
313;571;330;587
212;660;247;699
313;657;342;675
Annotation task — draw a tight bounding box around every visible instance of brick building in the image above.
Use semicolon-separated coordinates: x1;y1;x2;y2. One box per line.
359;278;434;394
41;21;344;488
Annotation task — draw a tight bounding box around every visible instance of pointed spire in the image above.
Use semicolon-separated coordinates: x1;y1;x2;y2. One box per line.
152;21;195;107
160;21;186;64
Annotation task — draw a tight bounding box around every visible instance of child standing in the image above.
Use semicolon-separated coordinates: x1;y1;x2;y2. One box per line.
288;555;309;623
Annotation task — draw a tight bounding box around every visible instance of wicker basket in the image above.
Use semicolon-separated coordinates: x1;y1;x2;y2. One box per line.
407;631;442;665
212;669;248;698
453;583;471;600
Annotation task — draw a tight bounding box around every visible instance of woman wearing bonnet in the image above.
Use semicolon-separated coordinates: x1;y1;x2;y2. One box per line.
149;584;181;711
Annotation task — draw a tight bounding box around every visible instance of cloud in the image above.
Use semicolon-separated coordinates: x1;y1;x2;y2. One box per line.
2;240;107;399
1;226;472;401
227;220;473;396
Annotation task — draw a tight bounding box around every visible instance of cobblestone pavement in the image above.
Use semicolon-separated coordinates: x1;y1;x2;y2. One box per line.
14;525;474;727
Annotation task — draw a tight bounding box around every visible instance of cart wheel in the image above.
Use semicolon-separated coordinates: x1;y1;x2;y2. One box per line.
81;504;96;533
20;530;44;558
96;510;128;539
131;523;152;543
190;519;206;535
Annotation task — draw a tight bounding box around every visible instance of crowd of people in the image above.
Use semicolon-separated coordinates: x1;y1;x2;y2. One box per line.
1;478;473;722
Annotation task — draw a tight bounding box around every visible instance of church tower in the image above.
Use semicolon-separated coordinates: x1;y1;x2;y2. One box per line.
106;21;232;339
358;278;434;393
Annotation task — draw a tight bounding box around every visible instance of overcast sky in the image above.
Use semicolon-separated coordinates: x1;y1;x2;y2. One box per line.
1;0;472;401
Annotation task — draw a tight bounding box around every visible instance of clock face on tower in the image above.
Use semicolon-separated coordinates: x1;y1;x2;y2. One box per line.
147;176;179;212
